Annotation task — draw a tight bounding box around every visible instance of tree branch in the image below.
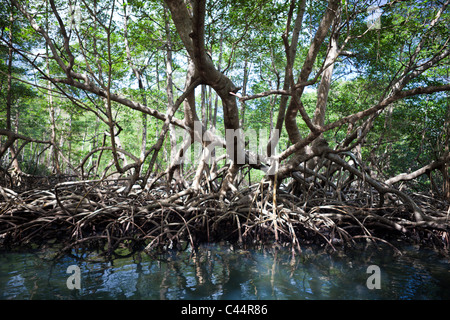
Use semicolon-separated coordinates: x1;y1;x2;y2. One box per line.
385;154;450;186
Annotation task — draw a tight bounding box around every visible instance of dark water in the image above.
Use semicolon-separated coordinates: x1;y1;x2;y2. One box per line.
1;243;450;300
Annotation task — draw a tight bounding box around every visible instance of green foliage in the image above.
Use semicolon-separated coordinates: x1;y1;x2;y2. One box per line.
0;0;448;195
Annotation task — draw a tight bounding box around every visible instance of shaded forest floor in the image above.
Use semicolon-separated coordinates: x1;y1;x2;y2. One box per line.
1;172;450;259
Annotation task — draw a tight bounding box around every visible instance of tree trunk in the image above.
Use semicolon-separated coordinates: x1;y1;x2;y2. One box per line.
6;3;20;172
284;0;339;146
307;6;341;172
442;87;450;200
201;84;207;128
164;0;242;195
123;2;148;174
163;5;182;187
46;2;60;174
267;0;306;157
239;58;249;129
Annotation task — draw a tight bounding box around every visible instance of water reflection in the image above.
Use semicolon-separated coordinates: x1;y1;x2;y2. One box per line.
1;244;450;300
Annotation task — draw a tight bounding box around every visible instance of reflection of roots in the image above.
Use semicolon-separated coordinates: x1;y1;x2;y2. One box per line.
1;153;449;257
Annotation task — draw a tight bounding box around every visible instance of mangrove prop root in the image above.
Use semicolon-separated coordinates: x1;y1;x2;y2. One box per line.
0;173;449;257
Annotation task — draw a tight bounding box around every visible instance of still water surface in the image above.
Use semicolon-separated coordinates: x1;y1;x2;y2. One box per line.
1;244;450;299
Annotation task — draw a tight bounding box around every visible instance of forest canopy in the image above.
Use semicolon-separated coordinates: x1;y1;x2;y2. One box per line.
0;0;449;253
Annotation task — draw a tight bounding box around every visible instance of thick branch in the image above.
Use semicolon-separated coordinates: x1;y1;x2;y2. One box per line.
326;153;426;223
278;83;450;163
53;77;186;129
0;129;51;159
313;7;341;127
385;154;450;186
